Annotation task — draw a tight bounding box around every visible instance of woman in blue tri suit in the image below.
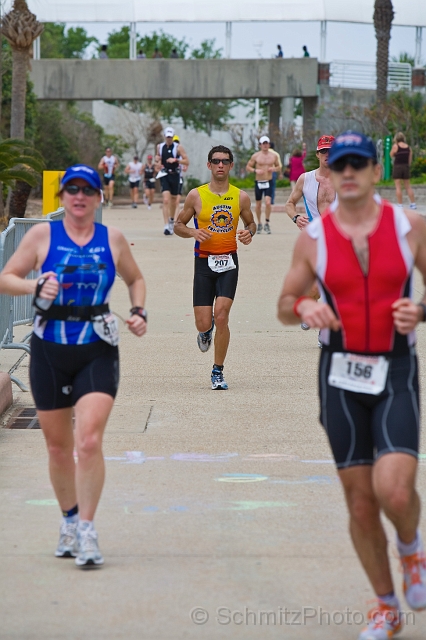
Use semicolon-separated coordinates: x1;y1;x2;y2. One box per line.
0;165;147;569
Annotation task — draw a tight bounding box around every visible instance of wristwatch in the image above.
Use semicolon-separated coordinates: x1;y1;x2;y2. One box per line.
418;303;426;322
130;307;147;322
292;215;300;224
248;229;254;237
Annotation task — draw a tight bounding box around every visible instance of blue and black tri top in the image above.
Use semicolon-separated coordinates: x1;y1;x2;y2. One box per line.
34;220;116;344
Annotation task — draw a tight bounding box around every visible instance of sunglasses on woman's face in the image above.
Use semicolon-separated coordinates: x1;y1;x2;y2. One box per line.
210;158;231;165
63;185;99;196
329;155;370;173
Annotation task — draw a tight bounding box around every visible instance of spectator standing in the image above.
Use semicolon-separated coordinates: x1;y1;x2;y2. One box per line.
302;45;310;57
288;143;307;188
276;45;283;58
170;48;179;59
99;45;108;59
390;132;417;209
137;49;146;59
152;48;163;59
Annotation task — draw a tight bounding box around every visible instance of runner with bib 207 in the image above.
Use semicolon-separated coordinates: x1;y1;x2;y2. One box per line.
174;145;256;390
278;131;426;640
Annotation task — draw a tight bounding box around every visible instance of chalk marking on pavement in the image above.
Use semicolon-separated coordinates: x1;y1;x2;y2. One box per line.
226;501;297;511
26;499;58;506
216;474;268;483
170;453;239;462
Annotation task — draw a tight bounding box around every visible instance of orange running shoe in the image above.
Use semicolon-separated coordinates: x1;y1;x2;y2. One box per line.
358;601;402;639
401;549;426;611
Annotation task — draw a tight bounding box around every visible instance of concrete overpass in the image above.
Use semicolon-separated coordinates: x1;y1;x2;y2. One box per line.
30;58;319;140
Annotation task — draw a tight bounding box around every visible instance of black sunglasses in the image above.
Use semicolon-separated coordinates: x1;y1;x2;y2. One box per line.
210;158;231;165
329;155;371;173
317;148;330;155
63;185;99;196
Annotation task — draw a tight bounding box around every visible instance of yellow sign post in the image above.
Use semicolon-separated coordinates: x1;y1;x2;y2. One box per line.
42;171;65;216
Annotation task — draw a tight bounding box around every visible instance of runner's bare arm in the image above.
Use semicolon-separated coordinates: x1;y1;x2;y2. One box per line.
284;174;310;229
392;212;426;334
174;190;212;242
245;154;256;174
238;191;256;245
124;164;131;174
277;231;340;330
0;223;56;296
97;158;105;169
177;145;189;167
109;227;146;337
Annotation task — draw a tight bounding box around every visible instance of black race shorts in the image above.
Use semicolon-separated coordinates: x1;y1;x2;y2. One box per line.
129;180;140;189
193;255;239;307
160;173;180;196
319;349;420;470
30;334;120;411
392;165;410;180
255;181;272;201
145;181;155;190
103;174;115;186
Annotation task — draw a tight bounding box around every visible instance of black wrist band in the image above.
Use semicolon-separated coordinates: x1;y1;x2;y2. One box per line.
130;307;147;321
418;303;426;322
292;215;300;224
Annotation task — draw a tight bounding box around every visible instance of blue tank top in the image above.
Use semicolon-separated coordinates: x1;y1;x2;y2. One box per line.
34;220;116;344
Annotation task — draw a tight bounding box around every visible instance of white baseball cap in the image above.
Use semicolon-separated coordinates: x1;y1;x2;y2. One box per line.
164;127;175;137
259;135;270;144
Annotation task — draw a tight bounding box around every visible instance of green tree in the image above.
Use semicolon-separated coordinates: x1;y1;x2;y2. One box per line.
0;138;44;217
138;30;188;59
103;26;131;59
391;51;415;66
41;23;97;59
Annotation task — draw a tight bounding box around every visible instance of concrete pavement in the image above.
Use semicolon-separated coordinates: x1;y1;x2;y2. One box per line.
1;201;426;639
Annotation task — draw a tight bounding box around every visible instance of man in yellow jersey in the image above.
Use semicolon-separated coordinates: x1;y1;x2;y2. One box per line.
175;145;256;390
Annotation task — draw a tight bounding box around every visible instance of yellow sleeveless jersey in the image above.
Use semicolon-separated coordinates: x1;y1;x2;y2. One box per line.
194;183;241;257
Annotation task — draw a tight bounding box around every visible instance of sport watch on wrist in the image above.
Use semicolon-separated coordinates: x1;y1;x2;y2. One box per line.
418;303;426;322
130;307;147;322
292;215;300;224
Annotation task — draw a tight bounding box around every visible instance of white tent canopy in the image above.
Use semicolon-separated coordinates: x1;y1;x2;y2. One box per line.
3;0;426;27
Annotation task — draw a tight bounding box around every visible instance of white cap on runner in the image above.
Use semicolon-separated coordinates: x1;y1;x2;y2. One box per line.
259;135;270;144
164;127;175;137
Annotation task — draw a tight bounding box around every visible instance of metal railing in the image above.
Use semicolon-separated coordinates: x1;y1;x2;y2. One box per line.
330;61;412;91
0;203;102;389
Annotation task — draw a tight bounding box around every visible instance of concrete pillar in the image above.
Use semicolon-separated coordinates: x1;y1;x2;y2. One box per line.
302;97;318;151
281;97;295;127
268;99;281;139
75;101;94;115
130;22;137;60
33;36;41;60
320;21;327;62
225;22;232;59
318;63;330;85
415;27;422;68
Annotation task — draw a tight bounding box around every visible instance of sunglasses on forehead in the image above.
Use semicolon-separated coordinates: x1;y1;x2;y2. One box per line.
210;158;231;165
63;185;99;196
329;155;371;173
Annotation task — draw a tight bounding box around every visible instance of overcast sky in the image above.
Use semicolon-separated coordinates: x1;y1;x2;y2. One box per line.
69;20;422;63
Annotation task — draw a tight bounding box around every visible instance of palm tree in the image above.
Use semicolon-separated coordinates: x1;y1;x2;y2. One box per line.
1;0;43;217
374;0;395;106
0;138;44;218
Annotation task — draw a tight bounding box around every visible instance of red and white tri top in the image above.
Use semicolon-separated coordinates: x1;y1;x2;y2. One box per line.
306;198;415;356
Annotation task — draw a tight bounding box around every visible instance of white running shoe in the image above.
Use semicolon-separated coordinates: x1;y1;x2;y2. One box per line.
301;323;310;331
75;523;104;569
164;225;171;236
409;203;417;210
168;220;174;235
400;545;426;610
358;601;402;639
55;520;78;558
264;222;271;234
257;223;263;234
197;319;214;353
